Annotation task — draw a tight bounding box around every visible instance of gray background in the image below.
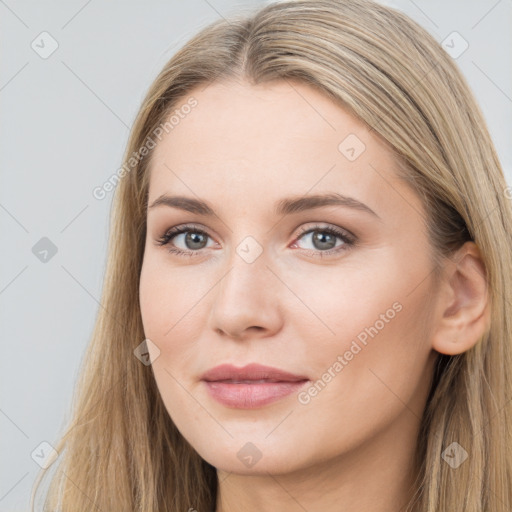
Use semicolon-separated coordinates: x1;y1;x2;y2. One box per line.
1;1;510;510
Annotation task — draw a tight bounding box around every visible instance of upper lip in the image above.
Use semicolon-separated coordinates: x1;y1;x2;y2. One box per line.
201;363;308;382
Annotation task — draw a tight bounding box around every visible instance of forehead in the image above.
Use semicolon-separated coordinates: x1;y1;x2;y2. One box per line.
146;78;418;221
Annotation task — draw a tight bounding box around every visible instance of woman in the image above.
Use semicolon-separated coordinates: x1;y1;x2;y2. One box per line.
31;0;512;510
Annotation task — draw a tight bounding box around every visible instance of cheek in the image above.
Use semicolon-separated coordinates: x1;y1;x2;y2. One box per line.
139;258;202;426
277;255;405;346
139;255;213;407
287;254;434;406
139;254;204;339
290;303;432;458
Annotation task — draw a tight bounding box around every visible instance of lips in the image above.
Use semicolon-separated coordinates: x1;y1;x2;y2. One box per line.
201;363;309;408
201;363;308;383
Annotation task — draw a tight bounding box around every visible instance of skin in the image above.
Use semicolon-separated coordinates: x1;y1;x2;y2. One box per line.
139;77;490;512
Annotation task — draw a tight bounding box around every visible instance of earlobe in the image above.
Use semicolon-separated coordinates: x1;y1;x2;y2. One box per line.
430;242;491;356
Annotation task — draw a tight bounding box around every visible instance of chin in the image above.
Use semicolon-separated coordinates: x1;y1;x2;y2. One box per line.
191;436;311;476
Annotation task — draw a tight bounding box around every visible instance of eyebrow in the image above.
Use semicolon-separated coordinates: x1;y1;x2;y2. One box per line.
148;192;380;219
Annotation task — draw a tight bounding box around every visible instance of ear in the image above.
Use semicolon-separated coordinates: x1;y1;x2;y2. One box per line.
430;241;491;355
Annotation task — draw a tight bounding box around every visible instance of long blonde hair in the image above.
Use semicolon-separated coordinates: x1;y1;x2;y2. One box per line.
31;1;512;510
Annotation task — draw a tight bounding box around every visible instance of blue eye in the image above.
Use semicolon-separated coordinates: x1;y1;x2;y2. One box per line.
155;223;356;258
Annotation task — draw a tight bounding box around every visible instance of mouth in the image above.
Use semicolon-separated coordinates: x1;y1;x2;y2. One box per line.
212;379;299;384
201;363;310;409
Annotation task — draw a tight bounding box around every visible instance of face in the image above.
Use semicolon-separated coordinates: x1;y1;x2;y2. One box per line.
139;78;439;476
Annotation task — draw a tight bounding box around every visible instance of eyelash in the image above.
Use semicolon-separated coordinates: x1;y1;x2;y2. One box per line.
155;223;356;258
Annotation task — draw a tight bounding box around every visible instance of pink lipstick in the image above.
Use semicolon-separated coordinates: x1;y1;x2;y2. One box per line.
201;363;309;409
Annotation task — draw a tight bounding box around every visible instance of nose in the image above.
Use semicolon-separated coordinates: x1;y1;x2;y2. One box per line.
207;243;284;341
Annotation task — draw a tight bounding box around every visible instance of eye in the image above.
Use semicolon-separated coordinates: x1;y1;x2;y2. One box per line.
155;223;216;257
291;224;356;257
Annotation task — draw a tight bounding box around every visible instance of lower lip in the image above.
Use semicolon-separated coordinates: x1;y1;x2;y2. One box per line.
203;380;309;408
